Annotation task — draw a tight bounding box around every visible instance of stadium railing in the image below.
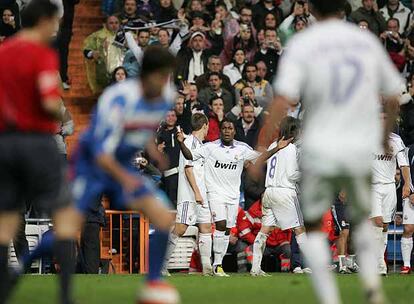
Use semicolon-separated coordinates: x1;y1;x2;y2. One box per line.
100;210;149;274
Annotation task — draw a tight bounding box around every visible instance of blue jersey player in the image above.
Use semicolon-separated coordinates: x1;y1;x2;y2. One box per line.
73;46;179;303
17;46;180;304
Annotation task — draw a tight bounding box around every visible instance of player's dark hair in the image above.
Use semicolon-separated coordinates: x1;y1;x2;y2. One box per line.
309;0;347;17
21;0;59;28
140;46;176;78
280;116;301;140
191;113;209;131
220;117;235;129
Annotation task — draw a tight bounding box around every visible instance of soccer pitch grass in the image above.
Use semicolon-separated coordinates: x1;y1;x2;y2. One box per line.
9;273;414;304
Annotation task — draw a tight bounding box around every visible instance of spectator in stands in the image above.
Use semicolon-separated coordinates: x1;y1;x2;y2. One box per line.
117;0;147;25
157;110;181;208
278;1;310;45
185;0;204;14
222;24;257;65
154;0;177;23
380;0;411;34
252;0;283;31
83;15;121;93
56;0;79;90
224;6;257;42
380;18;405;70
256;61;268;81
198;72;234;113
111;66;127;83
350;0;387;36
227;86;264;121
174;94;192;134
0;8;19;42
223;48;246;85
403;35;414;77
234;63;273;109
400;73;414;145
234;104;263;148
123;29;150;77
195;55;233;94
188;11;211;34
1;1;20;27
205;96;225;142
254;28;281;82
259;12;278;31
55;104;74;161
175;31;223;84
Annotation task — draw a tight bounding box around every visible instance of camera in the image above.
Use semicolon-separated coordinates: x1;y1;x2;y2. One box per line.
243;96;251;105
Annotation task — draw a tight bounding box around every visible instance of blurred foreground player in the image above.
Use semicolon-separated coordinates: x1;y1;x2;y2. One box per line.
268;0;402;303
0;1;73;303
69;46;180;303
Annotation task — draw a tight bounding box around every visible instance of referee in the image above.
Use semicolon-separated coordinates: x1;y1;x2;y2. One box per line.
0;1;75;304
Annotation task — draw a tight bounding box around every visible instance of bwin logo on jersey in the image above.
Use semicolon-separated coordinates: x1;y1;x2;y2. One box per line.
214;160;237;170
374;154;392;161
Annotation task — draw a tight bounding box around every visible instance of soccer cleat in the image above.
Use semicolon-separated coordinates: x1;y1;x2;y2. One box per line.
202;265;213;276
338;266;352;274
137;281;180;304
348;262;360;273
213;265;230;277
162;269;171;277
400;266;411;274
302;267;312;274
293;267;304;274
378;263;387;276
250;269;271;277
62;82;71;90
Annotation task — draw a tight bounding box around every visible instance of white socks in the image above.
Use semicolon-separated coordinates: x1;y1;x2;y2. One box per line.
295;232;307;248
355;222;382;294
198;233;212;270
401;237;413;267
300;232;340;304
213;230;226;266
164;232;179;269
251;232;268;272
372;226;384;267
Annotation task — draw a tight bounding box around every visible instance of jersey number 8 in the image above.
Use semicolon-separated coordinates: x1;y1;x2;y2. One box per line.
268;156;277;179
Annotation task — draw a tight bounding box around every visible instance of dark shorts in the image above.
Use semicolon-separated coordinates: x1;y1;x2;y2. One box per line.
331;202;350;235
0;133;69;212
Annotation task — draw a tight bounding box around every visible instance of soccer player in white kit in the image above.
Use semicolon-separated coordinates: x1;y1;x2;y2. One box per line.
163;113;213;276
370;113;411;275
177;118;291;276
400;145;414;274
250;117;307;276
267;1;402;303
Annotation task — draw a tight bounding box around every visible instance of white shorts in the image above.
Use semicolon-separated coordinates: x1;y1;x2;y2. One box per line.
370;183;397;223
176;201;212;226
403;198;414;225
209;199;239;228
262;187;303;230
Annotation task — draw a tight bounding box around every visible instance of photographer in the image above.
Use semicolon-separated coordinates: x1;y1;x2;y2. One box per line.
156;110;181;208
254;28;282;82
380;18;405;71
278;0;313;45
234;63;273;109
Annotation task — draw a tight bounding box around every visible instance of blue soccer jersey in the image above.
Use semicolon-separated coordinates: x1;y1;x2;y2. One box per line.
72;79;174;211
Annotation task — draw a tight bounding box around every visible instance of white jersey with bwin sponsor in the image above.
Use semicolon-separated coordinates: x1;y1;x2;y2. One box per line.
191;139;260;203
273;19;403;175
372;133;409;184
265;141;300;190
177;134;206;204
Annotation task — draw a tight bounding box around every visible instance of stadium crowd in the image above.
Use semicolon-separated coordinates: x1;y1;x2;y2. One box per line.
2;0;414;275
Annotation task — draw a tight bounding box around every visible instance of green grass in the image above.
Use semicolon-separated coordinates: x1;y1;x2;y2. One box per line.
9;273;414;304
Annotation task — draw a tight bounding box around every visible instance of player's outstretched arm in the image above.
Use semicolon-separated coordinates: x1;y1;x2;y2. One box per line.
248;137;293;180
184;166;203;204
176;129;193;160
401;166;412;199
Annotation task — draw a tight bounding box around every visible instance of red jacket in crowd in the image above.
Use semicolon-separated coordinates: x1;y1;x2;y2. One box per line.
205;112;221;142
234;200;291;247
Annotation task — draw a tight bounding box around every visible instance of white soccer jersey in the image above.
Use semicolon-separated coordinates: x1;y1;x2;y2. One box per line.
273;20;403;175
177;134;206;203
265;142;300;190
191;140;260;203
372;133;409;184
